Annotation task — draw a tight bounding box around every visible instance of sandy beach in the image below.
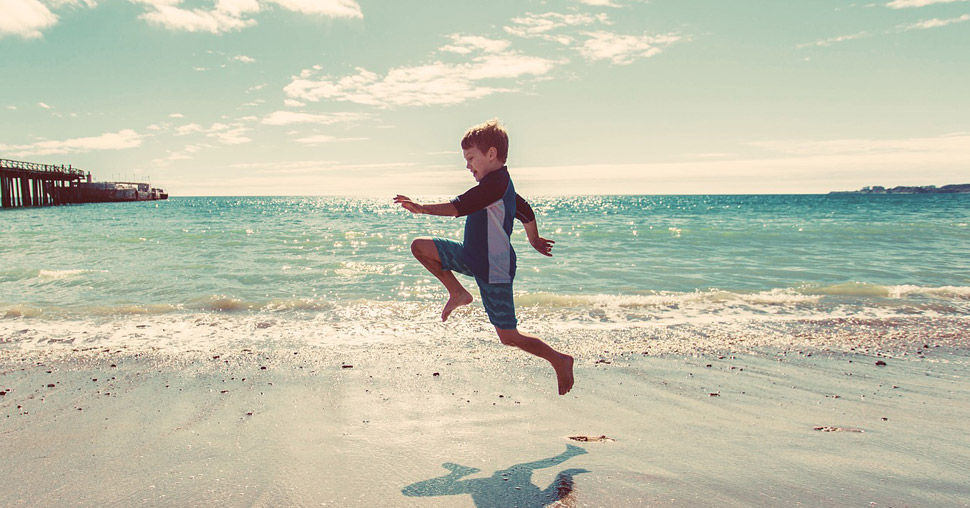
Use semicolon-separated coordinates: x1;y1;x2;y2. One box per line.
3;319;969;508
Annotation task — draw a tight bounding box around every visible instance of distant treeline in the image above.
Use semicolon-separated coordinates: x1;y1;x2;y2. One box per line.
831;183;970;195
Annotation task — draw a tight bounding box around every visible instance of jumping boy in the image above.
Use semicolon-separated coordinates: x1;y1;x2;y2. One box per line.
394;119;574;395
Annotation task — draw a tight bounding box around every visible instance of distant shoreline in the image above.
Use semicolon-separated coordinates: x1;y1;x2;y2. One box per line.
831;183;970;195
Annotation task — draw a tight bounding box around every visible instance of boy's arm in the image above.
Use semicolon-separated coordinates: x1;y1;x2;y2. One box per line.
516;194;554;257
522;219;555;257
394;195;458;216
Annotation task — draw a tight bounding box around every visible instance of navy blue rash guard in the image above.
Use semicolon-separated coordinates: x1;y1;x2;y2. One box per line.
450;166;536;284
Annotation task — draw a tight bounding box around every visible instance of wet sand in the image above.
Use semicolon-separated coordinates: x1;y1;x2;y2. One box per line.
2;337;969;507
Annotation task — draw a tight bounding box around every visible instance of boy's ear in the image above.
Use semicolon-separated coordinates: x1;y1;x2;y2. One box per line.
486;146;497;161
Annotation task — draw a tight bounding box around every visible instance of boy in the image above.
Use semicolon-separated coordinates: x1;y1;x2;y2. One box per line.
394;119;574;395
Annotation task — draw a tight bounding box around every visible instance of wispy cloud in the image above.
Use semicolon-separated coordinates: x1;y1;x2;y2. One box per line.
204;122;251;144
800;9;968;48
797;31;871;48
886;0;969;8
130;0;361;34
0;129;143;157
268;0;360;16
173;121;250;144
284;48;559;108
578;31;683;64
175;123;204;135
294;134;367;145
262;111;366;126
504;12;609;45
575;0;621;7
901;13;970;29
439;34;511;55
504;11;682;64
131;0;256;34
233;55;256;63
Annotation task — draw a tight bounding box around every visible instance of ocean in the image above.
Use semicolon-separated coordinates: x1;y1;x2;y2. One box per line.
2;194;969;352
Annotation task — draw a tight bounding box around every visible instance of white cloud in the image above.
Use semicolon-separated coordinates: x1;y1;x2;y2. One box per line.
153;143;207;164
504;12;608;44
38;101;52;109
577;31;683;64
0;129;142;157
504;11;683;64
901;13;970;29
797;31;871;48
233;55;256;63
217;0;259;16
169;113;185;118
439;34;511;55
262;111;365;126
283;99;305;107
131;0;361;34
46;0;97;7
206;122;250;144
284;53;558;108
576;0;620;6
886;0;969;8
172;121;250;144
175;123;204;135
268;0;360;16
294;134;366;144
133;0;257;34
0;0;58;39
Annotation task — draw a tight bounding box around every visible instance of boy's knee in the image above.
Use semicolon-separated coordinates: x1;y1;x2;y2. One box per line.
410;238;432;258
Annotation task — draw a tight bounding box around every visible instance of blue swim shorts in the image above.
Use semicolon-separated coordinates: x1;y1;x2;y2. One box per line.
432;237;517;330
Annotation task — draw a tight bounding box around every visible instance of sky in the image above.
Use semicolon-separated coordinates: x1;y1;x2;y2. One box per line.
1;0;968;196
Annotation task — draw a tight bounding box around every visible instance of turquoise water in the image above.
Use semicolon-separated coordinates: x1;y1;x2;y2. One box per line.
2;195;969;349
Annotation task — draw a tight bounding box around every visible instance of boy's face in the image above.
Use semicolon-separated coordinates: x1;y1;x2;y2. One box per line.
463;146;503;182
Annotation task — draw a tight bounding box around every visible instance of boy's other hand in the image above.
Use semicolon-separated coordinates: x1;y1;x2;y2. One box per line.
531;236;555;257
394;195;424;214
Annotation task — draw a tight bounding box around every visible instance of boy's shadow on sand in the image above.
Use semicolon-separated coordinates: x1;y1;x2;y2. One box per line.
401;444;589;508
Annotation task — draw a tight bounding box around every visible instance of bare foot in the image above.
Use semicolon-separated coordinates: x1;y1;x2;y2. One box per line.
441;290;473;322
553;354;574;395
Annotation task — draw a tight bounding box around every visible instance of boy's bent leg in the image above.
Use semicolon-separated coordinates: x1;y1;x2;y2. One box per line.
410;238;473;321
495;327;574;395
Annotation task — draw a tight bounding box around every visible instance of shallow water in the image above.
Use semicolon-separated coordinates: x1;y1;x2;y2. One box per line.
2;195;968;350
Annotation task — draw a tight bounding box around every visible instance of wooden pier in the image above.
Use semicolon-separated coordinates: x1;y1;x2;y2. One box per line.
1;158;167;209
1;158;85;208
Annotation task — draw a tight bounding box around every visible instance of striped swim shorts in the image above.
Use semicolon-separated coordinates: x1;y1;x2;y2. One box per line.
432;237;517;330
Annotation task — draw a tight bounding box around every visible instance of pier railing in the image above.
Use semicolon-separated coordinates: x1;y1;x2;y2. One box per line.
0;158;87;178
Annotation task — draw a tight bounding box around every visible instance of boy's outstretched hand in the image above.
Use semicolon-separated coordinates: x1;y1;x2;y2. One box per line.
394;196;459;217
523;220;554;256
530;236;555;257
394;195;424;214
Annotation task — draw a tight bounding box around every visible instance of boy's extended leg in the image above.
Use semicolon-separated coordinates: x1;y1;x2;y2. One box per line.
495;327;574;395
410;238;473;321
